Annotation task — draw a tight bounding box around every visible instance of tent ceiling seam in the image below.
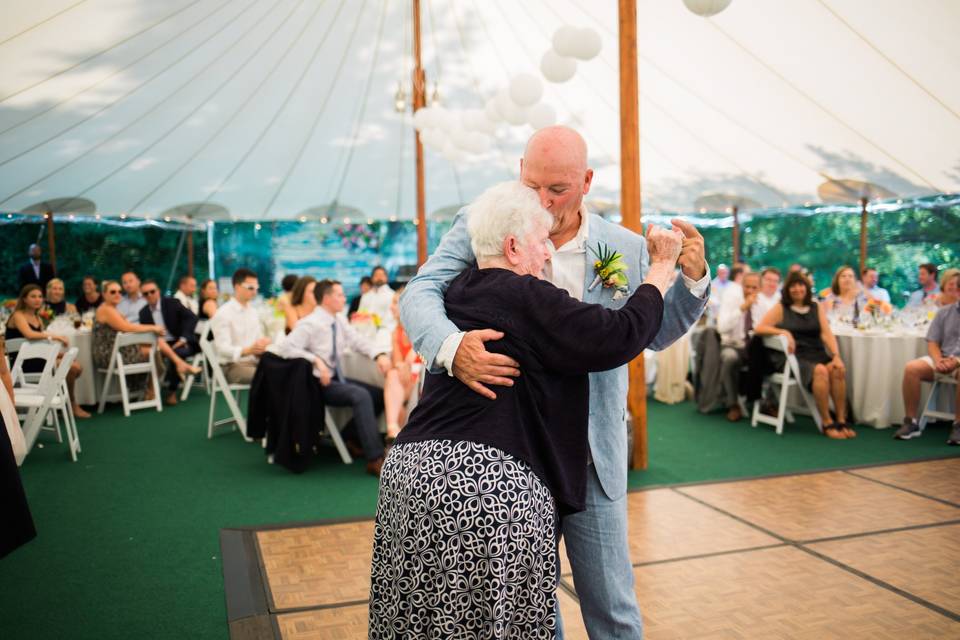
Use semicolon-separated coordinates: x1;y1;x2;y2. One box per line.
0;0;89;49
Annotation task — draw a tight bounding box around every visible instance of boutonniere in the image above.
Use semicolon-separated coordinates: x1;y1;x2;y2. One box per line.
588;242;630;300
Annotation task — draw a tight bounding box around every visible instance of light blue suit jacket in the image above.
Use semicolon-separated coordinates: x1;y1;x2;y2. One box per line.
400;209;708;500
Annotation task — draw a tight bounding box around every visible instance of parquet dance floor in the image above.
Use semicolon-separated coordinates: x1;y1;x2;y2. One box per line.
221;458;960;639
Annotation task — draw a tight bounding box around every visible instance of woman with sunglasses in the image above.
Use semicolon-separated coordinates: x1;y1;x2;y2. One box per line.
93;281;169;401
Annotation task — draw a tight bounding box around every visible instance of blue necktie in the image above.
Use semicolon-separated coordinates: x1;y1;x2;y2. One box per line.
330;321;345;383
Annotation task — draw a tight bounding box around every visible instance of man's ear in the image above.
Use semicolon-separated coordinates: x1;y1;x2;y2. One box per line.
582;168;594;195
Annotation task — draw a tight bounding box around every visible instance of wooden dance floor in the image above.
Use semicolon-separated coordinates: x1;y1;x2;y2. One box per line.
220;458;960;639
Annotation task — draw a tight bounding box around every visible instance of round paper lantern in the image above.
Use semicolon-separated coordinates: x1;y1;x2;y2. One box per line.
496;89;527;125
466;132;491;154
441;140;464;163
551;25;581;58
570;27;602;60
682;0;732;17
541;49;577;83
527;103;557;130
484;97;502;122
473;115;497;135
419;128;444;150
412;106;435;132
509;73;543;107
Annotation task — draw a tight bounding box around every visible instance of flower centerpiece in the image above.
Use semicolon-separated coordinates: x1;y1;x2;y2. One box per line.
864;298;892;318
588;243;630;300
38;307;55;326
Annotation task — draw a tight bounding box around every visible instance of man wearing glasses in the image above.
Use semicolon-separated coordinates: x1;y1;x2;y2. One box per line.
211;268;272;384
138;279;199;405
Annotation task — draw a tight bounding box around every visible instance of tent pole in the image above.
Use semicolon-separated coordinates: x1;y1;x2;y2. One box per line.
187;229;195;277
46;210;58;273
859;197;867;275
412;0;427;266
207;223;216;283
732;205;740;263
619;0;647;471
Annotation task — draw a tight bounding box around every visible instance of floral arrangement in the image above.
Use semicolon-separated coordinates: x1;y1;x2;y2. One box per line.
2;299;15;310
352;311;382;328
38;308;55;325
588;243;630;300
864;297;892;316
334;224;380;252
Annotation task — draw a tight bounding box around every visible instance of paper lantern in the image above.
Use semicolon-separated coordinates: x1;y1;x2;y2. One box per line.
412;106;435;132
466;132;491;154
682;0;732;17
551;25;581;57
527;103;557;130
509;73;543;107
540;49;577;83
496;89;528;125
419;128;444;150
570;27;602;60
484;97;502;122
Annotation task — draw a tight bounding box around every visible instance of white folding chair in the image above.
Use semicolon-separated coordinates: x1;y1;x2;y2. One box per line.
10;341;61;456
323;408;353;464
751;335;823;435
918;372;959;431
97;331;163;417
199;337;250;440
180;320;210;401
15;347;82;461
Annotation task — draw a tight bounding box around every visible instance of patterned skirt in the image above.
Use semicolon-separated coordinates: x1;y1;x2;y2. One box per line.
369;439;559;639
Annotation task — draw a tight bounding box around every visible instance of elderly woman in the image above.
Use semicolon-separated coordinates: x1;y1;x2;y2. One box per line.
6;285;89;418
284;276;317;333
756;270;853;439
368;182;681;638
822;265;865;320
45;278;78;316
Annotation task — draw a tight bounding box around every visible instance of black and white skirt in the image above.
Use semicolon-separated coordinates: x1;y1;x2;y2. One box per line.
369;439;559;639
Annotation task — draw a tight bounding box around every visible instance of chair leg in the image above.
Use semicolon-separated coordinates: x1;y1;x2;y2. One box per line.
98;371;112;414
325;411;353;464
918;380;940;432
118;368;131;417
207;379;218;440
775;383;790;436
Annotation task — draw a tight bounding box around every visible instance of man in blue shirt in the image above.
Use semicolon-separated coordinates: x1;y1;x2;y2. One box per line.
861;267;890;304
906;263;940;307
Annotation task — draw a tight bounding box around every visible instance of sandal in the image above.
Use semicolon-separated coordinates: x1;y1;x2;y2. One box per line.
839;422;857;438
823;424;847;440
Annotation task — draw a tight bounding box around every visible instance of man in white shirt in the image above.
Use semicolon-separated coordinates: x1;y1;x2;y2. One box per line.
211;268;271;384
861;267;890;304
358;266;396;345
281;279;392;476
117;271;148;323
717;272;763;421
174;275;199;315
758;267;782;310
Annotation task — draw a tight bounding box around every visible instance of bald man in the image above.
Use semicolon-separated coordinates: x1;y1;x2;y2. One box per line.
400;126;709;638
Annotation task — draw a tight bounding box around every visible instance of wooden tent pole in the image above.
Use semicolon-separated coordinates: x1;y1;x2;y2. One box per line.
859;197;867;275
187;229;195;278
732;205;740;263
413;0;427;266
45;210;58;273
619;0;647;470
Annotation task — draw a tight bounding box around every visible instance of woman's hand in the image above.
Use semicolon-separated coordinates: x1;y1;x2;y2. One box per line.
50;334;70;347
646;225;683;266
152;325;166;337
830;355;846;375
783;331;796;354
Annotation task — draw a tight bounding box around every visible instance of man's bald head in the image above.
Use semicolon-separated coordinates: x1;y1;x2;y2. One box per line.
523;126;588;173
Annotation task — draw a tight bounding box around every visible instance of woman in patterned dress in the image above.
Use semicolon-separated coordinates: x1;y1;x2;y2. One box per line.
368;182;681;639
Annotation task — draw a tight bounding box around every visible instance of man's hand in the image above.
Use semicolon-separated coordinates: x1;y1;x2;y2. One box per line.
314;358;331;386
452;329;520;400
742;291;758;311
671;218;707;281
936;356;958;374
375;354;392;375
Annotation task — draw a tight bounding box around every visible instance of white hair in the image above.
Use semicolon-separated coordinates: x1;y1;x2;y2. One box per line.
467;181;553;260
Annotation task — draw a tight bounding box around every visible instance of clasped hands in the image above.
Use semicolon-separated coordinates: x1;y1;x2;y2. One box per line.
314;354;391;387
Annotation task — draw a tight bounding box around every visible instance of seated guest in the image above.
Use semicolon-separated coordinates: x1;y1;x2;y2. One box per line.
117;271;147;322
75;276;103;314
717;272;762;421
758;267;781;309
211;268;271;384
711;263;730;296
173;276;199;315
348;276;372;317
756;271;853;439
861;267;890;304
44;278;77;316
280;278;394;476
17;244;55;291
6;285;89;419
138;279;201;405
276;274;298;315
895;299;960;445
788;262;804;274
198;279;219;320
823;265;866;319
906;263;940;308
384;288;422;441
359;266;396;331
284;276;317;334
935;268;959;307
719;263;748;306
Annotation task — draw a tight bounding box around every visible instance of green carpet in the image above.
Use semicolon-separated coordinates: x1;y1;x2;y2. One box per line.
1;395;956;639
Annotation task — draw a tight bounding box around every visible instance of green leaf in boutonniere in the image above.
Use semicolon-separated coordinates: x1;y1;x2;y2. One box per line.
588;242;630;299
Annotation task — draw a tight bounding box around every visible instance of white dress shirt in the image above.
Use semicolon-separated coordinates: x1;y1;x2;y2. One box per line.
280;306;382;372
435;207;711;373
174;290;199;315
717;286;772;348
757;290;781;314
117;295;147;323
359;285;396;329
210;298;263;363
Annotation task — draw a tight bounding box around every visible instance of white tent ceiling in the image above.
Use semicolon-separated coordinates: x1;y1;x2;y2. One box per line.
0;0;958;222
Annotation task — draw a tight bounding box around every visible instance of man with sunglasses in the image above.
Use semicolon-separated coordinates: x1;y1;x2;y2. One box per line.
138;279;199;405
211;268;271;384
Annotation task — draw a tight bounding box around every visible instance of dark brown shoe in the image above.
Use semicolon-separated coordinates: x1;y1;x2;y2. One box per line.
164;392;178;406
366;456;385;477
345;438;364;458
726;406;743;422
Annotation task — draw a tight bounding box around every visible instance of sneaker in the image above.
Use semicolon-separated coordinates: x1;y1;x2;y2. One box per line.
893;419;922;440
948;423;960;446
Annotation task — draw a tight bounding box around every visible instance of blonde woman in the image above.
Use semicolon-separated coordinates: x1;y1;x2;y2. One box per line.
45;278;77;316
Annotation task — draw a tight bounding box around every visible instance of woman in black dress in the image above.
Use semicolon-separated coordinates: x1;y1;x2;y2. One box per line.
368;182;682;638
44;278;77;316
756;270;852;438
0;335;37;558
198;279;219;320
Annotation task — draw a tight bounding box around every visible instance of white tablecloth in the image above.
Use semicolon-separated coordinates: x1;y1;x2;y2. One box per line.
46;321;99;406
834;329;955;428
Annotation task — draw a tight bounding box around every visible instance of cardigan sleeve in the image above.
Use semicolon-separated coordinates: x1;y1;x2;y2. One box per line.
518;278;665;375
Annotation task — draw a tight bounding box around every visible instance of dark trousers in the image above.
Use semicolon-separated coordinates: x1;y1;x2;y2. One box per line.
322;378;385;461
162;342;197;393
744;336;776;402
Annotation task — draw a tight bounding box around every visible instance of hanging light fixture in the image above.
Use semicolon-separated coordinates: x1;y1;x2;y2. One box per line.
394;82;407;113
